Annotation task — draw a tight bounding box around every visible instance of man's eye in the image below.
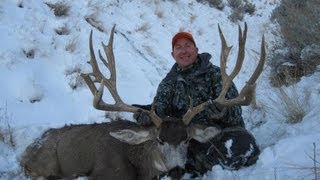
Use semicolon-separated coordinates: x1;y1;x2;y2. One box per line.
175;46;182;50
185;44;193;48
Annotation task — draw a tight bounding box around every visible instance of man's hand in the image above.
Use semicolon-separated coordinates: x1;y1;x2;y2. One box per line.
133;109;152;126
206;101;227;119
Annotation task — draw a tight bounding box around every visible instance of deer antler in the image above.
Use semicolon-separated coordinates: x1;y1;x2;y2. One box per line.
81;25;162;127
182;23;266;125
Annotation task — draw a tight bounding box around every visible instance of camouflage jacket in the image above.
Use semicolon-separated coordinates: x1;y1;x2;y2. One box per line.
154;53;244;128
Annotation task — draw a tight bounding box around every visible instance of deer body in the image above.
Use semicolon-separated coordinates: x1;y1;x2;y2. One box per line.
23;121;166;179
53;121;143;179
21;119;220;179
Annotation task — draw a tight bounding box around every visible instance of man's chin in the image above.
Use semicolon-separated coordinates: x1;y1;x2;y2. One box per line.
178;62;194;69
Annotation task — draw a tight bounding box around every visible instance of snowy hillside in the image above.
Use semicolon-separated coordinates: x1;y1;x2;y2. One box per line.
0;0;319;179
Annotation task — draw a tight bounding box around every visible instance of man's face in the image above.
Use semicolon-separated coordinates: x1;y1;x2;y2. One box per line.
172;38;198;68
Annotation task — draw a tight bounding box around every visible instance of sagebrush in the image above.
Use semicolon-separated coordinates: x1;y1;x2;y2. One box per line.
270;0;320;86
276;86;310;124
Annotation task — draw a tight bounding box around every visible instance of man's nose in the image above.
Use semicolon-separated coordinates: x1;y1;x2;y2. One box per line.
179;46;189;53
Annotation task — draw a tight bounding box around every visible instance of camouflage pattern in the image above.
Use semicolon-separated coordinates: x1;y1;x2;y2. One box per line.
154;53;245;128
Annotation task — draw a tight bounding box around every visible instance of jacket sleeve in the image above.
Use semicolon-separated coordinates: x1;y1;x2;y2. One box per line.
210;67;245;128
153;79;175;118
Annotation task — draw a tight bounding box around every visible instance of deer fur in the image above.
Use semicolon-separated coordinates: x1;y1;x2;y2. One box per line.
21;119;220;180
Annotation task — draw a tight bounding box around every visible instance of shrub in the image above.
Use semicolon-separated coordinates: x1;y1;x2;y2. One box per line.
227;0;256;22
275;86;310;124
270;59;318;87
196;0;225;10
228;7;245;22
45;2;70;17
227;0;242;9
270;0;320;86
195;0;255;21
65;65;85;90
244;1;256;15
272;0;320;51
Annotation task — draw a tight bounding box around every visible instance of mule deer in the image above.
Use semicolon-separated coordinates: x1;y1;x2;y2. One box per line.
20;23;265;180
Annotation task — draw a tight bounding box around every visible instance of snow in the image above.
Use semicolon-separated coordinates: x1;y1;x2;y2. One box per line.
0;0;319;179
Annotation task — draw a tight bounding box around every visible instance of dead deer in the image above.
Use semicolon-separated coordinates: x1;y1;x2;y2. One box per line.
20;23;265;180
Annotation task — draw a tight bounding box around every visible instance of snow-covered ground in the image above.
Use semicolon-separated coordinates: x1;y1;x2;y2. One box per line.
0;0;319;179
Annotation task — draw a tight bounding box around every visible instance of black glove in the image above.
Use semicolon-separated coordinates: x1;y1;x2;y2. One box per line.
132;104;152;111
133;109;152;126
206;101;227;119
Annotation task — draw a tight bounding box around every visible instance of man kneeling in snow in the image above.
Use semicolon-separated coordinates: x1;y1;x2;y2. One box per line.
133;31;260;177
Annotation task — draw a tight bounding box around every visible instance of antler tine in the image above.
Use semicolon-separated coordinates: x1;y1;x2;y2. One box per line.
81;25;138;112
80;30;99;95
236;34;266;105
182;23;266;125
247;35;265;85
97;25;123;104
182;97;201;125
149;103;162;128
216;23;247;102
217;24;232;79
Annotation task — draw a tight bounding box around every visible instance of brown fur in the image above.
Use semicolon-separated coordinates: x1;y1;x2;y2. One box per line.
21;118;220;180
21;121;158;180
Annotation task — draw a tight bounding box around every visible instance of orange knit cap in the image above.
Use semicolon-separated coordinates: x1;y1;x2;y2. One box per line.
172;32;196;50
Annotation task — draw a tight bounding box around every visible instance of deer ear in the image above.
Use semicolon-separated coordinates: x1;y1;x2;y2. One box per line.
190;126;221;143
110;129;151;145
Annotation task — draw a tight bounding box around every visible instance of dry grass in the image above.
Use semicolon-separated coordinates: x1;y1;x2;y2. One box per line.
45;2;69;17
64;65;85;90
0;102;15;147
65;37;77;53
55;25;70;35
85;15;105;32
279;143;319;179
275;85;311;124
189;14;197;24
135;22;151;33
155;8;164;19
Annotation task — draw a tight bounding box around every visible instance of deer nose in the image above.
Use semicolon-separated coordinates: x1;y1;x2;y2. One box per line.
168;166;185;180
